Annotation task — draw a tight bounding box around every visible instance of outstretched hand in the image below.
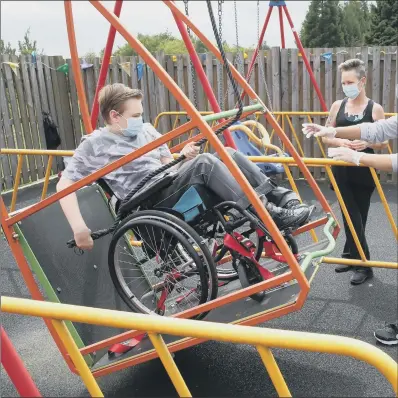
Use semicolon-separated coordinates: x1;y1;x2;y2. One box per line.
302;123;337;139
328;147;365;166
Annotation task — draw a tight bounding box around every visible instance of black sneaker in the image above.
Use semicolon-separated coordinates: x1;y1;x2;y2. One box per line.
350;267;373;285
265;202;313;231
283;199;301;209
374;322;398;346
335;264;353;273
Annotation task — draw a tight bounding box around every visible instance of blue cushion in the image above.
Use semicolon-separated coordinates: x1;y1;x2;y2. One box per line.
230;123;286;176
172;186;205;222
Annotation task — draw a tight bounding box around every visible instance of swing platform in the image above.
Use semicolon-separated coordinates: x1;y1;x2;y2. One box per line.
12;183;331;375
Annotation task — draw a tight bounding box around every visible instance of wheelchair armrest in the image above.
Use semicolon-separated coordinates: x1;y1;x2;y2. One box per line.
118;173;177;215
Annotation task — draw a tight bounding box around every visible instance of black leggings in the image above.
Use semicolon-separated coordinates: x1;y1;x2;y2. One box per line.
337;182;375;260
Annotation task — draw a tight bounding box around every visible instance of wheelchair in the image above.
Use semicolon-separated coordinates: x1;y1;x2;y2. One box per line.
100;171;300;321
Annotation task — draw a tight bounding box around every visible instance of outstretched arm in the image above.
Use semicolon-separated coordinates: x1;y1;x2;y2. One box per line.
303;116;398;142
328;147;397;173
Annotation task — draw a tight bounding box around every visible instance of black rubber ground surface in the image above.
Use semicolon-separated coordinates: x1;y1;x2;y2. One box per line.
1;180;397;397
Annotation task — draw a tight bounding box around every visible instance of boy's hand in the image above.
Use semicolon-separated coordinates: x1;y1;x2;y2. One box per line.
74;227;94;250
181;142;200;160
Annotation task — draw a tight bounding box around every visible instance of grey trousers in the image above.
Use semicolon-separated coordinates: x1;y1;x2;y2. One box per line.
153;148;288;209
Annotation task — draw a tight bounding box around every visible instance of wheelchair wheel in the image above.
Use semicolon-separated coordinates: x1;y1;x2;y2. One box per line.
213;236;239;281
109;211;218;320
236;258;266;303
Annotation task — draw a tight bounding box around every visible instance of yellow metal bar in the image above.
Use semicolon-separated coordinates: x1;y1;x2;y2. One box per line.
246;156;383;167
10;155;24;212
1;148;75;156
325;165;366;261
305;114;327;158
3;297;397;395
52;320;103;397
284;115;305;156
369;167;398;240
41;155;54;201
256;345;292;397
233;122;318;243
323;257;398;269
148;333;192;397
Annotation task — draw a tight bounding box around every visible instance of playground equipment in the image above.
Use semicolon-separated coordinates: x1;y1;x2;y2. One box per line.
1;1;397;396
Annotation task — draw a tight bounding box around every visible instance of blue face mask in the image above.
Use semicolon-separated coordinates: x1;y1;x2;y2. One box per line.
342;82;362;100
118;115;143;138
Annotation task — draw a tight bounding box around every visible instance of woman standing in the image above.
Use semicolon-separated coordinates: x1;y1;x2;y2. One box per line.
323;59;387;285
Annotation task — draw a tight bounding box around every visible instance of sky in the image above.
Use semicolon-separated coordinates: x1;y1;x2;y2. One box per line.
1;1;311;57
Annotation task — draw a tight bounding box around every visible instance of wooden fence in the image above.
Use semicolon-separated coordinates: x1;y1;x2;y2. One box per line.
1;46;397;190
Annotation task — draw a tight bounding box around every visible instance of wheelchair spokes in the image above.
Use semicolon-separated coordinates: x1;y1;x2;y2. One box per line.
109;218;209;317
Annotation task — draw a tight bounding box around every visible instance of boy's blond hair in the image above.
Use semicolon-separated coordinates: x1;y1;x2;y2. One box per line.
98;83;143;123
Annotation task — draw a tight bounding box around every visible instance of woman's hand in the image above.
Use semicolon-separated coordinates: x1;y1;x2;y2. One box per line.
302;123;337;138
336;138;353;148
350;140;369;151
181;142;200;160
328;147;365;166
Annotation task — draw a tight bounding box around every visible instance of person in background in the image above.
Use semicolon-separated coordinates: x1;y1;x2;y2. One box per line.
319;59;387;285
302;86;398;346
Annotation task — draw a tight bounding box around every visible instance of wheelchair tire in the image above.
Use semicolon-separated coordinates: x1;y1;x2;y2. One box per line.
110;210;218;320
237;258;266;303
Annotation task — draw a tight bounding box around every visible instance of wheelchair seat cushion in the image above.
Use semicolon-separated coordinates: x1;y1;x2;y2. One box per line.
118;173;177;215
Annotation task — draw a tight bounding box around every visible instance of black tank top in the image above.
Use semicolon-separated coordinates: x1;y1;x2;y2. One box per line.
332;98;376;187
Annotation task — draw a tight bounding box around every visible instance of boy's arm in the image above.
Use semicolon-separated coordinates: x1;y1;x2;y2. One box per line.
57;177;93;250
57;138;97;250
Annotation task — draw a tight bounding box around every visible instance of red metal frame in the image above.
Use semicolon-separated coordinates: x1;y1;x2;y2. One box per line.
1;327;42;397
243;2;328;112
90;0;123;129
172;7;236;149
278;6;285;49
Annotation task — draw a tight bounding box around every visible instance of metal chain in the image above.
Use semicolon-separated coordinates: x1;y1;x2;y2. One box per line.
183;0;198;110
217;0;224;110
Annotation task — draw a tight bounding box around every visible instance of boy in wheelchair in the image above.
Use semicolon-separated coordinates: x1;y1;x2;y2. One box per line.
57;84;313;250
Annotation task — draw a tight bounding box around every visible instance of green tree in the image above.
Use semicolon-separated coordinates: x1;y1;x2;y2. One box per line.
300;0;345;47
365;0;398;46
18;28;43;55
342;1;369;46
0;40;17;55
114;30;189;56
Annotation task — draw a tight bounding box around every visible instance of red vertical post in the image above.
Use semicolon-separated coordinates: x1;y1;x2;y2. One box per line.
283;5;328;111
90;0;123;129
278;6;285;49
1;327;41;397
240;5;273;102
172;12;236;148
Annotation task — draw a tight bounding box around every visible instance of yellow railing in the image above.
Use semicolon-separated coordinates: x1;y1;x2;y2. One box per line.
1;148;397;269
2;296;397;397
153;111;397;156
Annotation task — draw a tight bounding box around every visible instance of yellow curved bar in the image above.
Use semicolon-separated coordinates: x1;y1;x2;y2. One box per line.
2;297;397;396
230;123;318;242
